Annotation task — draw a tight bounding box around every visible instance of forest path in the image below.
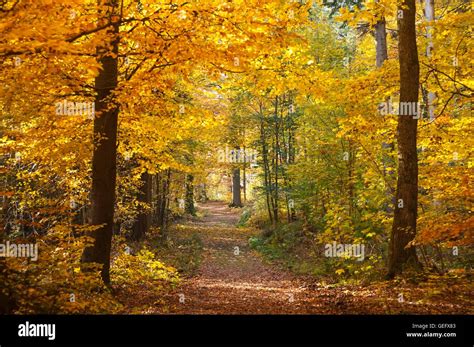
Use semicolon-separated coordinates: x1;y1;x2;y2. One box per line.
157;201;314;314
150;201;375;314
144;201;470;314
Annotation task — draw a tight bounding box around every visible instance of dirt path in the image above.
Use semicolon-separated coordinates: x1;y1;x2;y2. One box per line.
154;201;308;313
149;201;472;314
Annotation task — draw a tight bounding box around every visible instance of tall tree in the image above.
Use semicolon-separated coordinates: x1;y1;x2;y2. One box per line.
81;0;120;284
387;0;421;278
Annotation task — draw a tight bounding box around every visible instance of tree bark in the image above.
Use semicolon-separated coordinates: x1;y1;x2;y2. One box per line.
374;9;388;68
0;226;14;313
155;169;171;234
260;115;273;225
81;0;120;284
130;172;152;241
231;168;242;207
272;96;279;224
243;147;247;202
388;0;421;278
185;174;196;215
425;0;436;121
375;0;395;206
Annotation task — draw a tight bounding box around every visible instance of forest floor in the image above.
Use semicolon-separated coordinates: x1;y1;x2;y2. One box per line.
122;201;473;314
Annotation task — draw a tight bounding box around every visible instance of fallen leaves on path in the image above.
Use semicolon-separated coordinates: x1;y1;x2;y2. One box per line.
122;201;473;314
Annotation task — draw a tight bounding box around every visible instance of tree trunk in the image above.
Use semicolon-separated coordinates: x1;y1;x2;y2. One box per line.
425;0;435;121
243;147;247;202
154;172;162;225
387;0;421;278
260;116;273;225
81;0;120;284
231;168;242;207
272;96;279;224
375;0;395;208
156;169;171;234
163;169;171;232
374;8;388;68
0;226;14;313
130;172;152;241
347;140;355;220
185;174;196;215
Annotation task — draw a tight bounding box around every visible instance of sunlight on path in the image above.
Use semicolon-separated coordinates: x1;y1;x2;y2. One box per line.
148;201;470;315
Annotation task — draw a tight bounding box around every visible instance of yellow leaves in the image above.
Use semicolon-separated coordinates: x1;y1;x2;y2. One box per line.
111;247;179;292
86;66;100;76
363;229;376;239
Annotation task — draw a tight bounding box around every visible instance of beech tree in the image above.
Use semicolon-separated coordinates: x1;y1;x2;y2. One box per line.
81;0;120;284
387;0;421;277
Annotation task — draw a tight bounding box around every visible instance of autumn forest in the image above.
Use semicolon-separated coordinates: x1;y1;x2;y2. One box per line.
0;0;473;320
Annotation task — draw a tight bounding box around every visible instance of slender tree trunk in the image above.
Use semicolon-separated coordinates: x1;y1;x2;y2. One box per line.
130;172;152;241
273;96;279;224
157;169;171;234
155;172;162;225
375;0;395;208
287;104;296;222
243;147;247;202
387;0;421;278
185;173;196;215
231;168;242;207
81;0;120;284
0;225;14;313
347;140;355;220
260;114;273;224
198;183;208;202
425;0;436;121
163;169;171;232
375;8;388;68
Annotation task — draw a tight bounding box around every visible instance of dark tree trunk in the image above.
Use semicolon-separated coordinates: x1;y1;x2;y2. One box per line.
231;168;242;207
162;169;171;234
0;227;14;313
260;116;273;225
243;149;247;203
81;0;120;284
388;0;421;278
272;96;279;224
155;172;162;225
130;172;152;241
347;140;356;220
163;169;171;230
155;169;171;234
185;174;196;215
